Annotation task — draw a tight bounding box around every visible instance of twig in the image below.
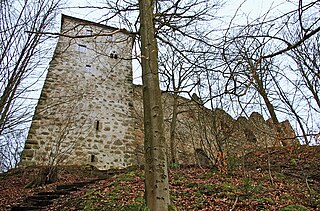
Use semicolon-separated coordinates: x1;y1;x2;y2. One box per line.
305;177;312;198
25;30;126;38
230;196;238;211
266;145;274;185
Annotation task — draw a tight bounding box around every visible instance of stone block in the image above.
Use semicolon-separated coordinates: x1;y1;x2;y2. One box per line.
41;131;50;135
27;139;39;145
21;150;34;158
24;144;32;149
113;139;123;146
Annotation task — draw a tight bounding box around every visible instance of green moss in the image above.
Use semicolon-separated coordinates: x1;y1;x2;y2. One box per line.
281;195;296;201
242;177;265;194
116;171;137;182
198;183;220;196
279;204;310;211
185;182;197;188
290;158;298;166
197;171;215;179
222;182;237;192
120;203;150;211
256;197;274;204
80;187;147;210
174;176;186;182
227;156;241;173
274;172;287;180
169;163;181;169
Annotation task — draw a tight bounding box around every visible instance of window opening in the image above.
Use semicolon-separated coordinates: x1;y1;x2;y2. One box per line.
78;44;87;53
95;120;100;131
110;50;118;59
85;64;92;72
86;29;93;35
91;155;95;162
106;35;113;42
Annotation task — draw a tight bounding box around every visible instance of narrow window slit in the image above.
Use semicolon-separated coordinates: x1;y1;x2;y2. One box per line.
95;120;100;131
91;155;95;162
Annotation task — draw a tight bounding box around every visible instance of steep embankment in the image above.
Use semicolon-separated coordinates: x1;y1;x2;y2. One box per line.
0;146;319;210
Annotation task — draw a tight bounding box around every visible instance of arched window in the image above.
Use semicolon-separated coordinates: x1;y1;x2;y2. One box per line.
110;50;118;59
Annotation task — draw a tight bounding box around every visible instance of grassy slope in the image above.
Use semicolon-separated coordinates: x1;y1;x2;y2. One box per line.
1;146;319;210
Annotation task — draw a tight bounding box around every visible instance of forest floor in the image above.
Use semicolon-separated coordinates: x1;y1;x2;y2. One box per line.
0;145;319;210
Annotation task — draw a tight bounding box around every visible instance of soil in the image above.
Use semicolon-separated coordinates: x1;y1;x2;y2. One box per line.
0;145;319;210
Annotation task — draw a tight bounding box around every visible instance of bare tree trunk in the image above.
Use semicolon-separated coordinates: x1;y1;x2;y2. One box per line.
139;0;170;210
170;90;178;165
254;73;287;145
255;75;279;124
250;62;286;145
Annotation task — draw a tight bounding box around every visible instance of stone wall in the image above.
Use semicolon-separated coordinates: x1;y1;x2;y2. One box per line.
131;86;299;166
20;15;299;170
20;15;135;170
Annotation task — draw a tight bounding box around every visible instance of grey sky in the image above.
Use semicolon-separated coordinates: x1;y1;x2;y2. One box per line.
64;0;295;25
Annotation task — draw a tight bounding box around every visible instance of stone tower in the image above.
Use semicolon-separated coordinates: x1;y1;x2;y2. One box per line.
20;15;135;170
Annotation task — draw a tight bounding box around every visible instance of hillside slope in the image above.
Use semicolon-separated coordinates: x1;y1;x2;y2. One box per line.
1;146;319;210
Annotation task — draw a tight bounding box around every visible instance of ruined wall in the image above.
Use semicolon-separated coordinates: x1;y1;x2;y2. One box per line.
20;15;299;170
20;15;135;170
131;85;299;166
131;86;203;165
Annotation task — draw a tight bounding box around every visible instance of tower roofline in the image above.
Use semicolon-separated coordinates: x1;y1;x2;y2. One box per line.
61;14;135;36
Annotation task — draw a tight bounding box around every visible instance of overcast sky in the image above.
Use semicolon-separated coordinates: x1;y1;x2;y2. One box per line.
63;0;297;27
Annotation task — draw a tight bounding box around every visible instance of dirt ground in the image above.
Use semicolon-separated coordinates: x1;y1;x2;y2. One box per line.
1;145;319;210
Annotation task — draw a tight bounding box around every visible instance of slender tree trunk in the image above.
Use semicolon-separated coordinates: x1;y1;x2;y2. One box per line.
252;66;288;146
139;0;170;210
253;73;280;125
170;90;178;164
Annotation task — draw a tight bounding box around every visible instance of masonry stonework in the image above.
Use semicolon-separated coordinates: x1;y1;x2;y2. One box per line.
130;86;299;166
20;15;299;170
20;15;135;170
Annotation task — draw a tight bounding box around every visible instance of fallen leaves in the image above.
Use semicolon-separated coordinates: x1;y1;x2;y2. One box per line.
0;146;319;210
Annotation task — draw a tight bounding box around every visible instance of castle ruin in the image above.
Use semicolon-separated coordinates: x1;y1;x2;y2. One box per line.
20;15;298;170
